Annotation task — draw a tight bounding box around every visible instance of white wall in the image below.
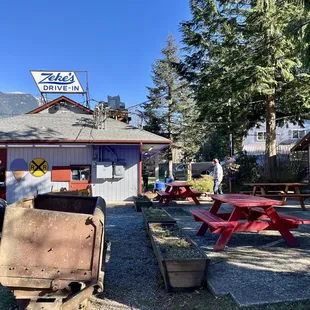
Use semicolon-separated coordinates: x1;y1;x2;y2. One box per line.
6;145;140;203
91;145;140;201
243;121;310;145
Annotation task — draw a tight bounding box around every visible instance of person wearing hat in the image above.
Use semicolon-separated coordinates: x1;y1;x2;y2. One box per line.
212;158;223;194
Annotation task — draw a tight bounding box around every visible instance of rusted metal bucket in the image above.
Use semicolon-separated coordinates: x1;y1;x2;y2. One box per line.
0;194;106;309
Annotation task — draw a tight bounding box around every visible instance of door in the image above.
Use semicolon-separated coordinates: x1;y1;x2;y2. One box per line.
0;149;7;200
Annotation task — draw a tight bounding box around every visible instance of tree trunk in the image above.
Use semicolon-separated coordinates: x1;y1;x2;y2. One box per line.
265;94;277;179
167;90;174;179
187;161;192;181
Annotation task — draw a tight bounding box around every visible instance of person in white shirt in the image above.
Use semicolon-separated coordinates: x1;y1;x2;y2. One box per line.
212;158;223;194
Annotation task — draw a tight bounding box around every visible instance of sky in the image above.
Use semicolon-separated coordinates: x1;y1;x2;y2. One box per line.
0;0;192;109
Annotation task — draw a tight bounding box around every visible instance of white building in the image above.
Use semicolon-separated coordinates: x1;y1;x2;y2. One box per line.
242;121;310;161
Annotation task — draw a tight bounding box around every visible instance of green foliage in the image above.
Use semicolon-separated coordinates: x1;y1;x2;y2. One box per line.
181;0;310;174
219;152;263;192
188;175;214;193
144;34;205;170
143;208;174;222
198;133;230;162
152;224;205;259
224;153;307;191
259;160;308;183
233;152;263;185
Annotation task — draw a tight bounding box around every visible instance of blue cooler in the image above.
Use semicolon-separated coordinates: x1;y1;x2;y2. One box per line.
155;181;165;190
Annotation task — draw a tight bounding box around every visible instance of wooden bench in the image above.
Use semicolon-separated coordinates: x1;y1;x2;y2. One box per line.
253;193;310;210
250;207;310;224
240;190;295;195
190;209;234;229
239;191;252;195
191;190;203;197
277;212;310;225
255;193;310;197
157;190;170;198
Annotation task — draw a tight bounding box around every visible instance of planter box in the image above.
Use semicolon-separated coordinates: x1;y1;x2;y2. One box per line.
142;207;176;232
134;200;153;212
148;223;208;292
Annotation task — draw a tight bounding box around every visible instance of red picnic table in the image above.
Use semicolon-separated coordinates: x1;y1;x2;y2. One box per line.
190;194;310;251
157;182;202;207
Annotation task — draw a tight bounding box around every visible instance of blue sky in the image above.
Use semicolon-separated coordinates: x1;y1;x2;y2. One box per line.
0;0;191;109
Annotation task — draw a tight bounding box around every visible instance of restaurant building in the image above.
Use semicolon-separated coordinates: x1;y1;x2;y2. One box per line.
0;96;170;203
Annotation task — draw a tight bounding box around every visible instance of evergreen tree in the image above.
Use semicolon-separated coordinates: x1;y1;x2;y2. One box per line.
181;0;310;178
144;35;204;178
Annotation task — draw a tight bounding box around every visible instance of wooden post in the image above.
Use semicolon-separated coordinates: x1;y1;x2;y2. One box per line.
155;154;159;183
139;143;142;195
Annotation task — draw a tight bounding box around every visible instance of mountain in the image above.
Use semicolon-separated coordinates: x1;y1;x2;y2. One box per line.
0;92;41;117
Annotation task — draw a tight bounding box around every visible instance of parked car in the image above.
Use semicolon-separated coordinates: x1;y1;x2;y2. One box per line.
173;162;214;180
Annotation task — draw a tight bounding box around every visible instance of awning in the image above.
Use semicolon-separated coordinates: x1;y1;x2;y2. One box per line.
141;143;170;157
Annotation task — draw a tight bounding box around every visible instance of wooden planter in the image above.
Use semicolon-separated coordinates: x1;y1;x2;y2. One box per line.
134;200;153;212
148;223;208;292
141;207;176;232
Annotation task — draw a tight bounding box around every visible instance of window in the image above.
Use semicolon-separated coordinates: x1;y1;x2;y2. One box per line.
71;166;91;181
256;132;266;141
292;130;306;139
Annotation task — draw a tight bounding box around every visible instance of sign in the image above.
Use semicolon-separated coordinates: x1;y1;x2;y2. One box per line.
29;158;49;177
10;158;28;181
30;71;85;94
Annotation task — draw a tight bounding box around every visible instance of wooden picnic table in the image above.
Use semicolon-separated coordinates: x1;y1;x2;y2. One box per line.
190;194;310;251
157;182;202;207
244;182;309;210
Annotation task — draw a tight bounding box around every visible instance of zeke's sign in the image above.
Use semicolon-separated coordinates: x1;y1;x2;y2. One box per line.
31;71;85;94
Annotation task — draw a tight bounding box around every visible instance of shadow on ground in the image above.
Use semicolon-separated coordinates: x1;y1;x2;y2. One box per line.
93;201;310;309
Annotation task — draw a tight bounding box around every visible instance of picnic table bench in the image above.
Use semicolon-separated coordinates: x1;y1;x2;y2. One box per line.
243;183;310;210
190;194;310;251
157;182;202;207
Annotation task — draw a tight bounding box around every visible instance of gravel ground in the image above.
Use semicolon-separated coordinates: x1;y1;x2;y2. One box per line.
90;206;165;310
2;202;310;309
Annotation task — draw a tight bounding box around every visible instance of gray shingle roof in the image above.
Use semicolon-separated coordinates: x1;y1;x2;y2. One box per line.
0;113;170;143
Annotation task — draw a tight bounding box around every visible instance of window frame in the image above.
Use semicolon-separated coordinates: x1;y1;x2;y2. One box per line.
256;131;266;142
70;165;92;183
292;129;306;139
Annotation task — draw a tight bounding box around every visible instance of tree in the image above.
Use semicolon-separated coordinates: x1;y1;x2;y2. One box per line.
181;0;310;178
144;35;204;178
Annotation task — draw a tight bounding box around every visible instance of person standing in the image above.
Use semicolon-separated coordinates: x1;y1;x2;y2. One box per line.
142;166;149;192
212;158;223;194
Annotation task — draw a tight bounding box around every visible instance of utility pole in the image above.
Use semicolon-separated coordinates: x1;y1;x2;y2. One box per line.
228;98;233;193
229;133;233;157
228;98;233;157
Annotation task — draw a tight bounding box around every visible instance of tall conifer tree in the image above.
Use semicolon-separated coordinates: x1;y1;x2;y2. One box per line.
181;0;310;178
144;35;204;178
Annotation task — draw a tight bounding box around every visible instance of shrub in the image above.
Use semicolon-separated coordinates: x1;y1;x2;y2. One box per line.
188;175;214;193
222;152;263;192
259;161;308;183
